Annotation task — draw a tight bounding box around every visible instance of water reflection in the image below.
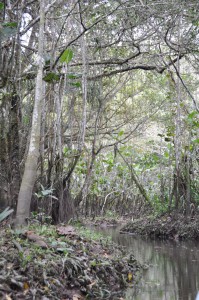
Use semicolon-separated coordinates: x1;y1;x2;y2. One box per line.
96;226;199;300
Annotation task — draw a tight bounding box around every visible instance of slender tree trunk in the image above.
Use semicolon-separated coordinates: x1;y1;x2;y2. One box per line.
174;15;182;210
15;0;45;226
9;92;20;209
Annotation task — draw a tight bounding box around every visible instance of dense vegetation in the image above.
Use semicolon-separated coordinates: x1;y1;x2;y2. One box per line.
0;0;199;226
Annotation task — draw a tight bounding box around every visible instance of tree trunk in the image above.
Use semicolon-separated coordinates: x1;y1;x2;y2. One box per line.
15;0;45;226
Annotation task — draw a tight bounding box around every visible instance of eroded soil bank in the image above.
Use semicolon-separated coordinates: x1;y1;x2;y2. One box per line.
121;212;199;240
0;223;141;300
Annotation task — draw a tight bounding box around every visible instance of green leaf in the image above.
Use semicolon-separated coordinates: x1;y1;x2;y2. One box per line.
35;192;42;198
67;73;81;79
188;111;198;120
59;48;73;64
90;260;97;267
0;2;4;10
43;72;60;82
41;189;53;196
70;82;81;88
192;138;199;144
0;207;14;223
118;130;124;137
3;22;18;28
164;151;169;158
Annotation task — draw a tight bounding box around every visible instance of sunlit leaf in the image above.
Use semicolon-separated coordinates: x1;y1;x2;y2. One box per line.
128;272;133;281
23;281;30;290
59;48;73;64
188;111;198;120
41;189;53;196
118;130;124;137
164;151;169;158
192;138;199;144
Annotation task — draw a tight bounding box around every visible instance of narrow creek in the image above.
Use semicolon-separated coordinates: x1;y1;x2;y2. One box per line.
95;226;199;300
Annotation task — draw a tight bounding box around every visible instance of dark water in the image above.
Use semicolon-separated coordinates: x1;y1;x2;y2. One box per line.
96;226;199;300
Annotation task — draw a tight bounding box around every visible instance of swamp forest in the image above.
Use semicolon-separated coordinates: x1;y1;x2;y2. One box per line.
1;0;199;299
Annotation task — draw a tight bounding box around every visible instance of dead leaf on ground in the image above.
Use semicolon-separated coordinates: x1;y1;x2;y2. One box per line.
25;231;43;241
88;280;97;289
127;272;133;282
25;231;48;248
72;294;82;300
57;226;77;236
23;281;30;290
103;253;110;258
35;239;48;248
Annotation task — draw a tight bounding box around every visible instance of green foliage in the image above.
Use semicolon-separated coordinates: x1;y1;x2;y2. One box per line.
43;72;60;83
2;22;18;28
0;2;4;9
59;48;73;64
151;195;171;216
69;81;81;88
0;207;14;223
67;73;81;79
35;184;57;200
76;226;111;243
104;210;118;219
0;22;18;41
30;212;52;225
19;252;33;269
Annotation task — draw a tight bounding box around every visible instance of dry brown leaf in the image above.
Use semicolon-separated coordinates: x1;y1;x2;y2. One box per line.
23;281;30;290
127;272;133;282
26;231;44;242
103;253;110;258
88;280;97;289
72;294;82;300
57;226;77;236
25;231;48;248
35;239;48;248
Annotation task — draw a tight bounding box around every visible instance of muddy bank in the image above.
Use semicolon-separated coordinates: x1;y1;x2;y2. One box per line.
0;224;141;300
82;217;125;228
121;213;199;240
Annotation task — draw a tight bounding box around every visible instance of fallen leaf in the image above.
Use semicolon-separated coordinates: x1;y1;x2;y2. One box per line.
73;294;82;300
57;226;77;236
35;239;48;248
26;231;44;242
23;281;30;290
88;280;97;289
127;272;133;282
25;231;48;248
5;295;12;300
103;253;110;258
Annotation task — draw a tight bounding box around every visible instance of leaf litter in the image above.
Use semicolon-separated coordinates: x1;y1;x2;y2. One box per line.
0;224;141;299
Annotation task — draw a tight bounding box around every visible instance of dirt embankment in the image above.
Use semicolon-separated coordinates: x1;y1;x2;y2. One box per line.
121;213;199;240
0;223;141;300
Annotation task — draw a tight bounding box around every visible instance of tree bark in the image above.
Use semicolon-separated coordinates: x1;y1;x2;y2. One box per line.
15;0;45;226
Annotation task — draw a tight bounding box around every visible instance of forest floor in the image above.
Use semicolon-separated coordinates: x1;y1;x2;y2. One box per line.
121;212;199;240
0;222;141;300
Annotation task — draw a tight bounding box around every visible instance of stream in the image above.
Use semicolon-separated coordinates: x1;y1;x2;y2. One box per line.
95;226;199;300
